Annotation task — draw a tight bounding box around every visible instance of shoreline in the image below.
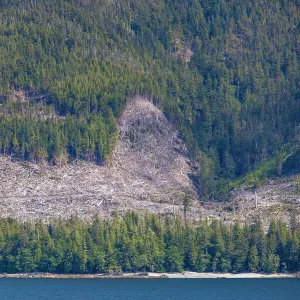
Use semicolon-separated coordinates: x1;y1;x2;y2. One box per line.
0;272;298;279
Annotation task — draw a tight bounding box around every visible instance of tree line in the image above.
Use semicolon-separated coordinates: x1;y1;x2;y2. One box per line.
0;212;299;274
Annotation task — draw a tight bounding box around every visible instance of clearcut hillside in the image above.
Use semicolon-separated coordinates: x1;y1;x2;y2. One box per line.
0;0;299;199
0;97;199;221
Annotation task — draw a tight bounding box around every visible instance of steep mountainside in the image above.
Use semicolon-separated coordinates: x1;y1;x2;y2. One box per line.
0;0;299;198
0;98;299;223
0;98;199;220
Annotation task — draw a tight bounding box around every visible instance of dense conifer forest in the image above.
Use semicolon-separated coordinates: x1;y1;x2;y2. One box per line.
0;0;299;197
0;212;299;274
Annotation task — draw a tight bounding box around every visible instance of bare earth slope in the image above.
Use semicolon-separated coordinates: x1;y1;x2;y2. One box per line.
229;176;300;224
0;97;299;223
0;97;200;221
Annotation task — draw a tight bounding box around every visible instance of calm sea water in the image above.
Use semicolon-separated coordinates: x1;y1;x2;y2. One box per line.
0;279;299;300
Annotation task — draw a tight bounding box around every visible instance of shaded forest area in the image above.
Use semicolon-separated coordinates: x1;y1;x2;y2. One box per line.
0;0;299;197
0;212;299;274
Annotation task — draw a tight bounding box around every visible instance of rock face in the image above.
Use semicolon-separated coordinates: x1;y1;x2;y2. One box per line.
0;97;198;221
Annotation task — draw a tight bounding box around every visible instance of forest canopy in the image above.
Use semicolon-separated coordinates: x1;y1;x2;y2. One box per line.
0;0;299;197
0;212;299;274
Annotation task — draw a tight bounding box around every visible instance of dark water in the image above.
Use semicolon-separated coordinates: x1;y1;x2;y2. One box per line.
0;279;299;300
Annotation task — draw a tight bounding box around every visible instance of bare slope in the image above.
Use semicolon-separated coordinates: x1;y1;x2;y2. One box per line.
0;97;199;221
0;97;298;223
229;176;300;224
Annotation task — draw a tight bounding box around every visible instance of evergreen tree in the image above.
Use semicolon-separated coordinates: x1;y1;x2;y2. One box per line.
248;245;259;273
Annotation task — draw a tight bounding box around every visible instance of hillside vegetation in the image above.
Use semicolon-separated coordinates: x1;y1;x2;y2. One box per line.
0;0;299;198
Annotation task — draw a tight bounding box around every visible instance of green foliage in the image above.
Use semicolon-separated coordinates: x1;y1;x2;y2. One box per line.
263;254;280;274
0;0;299;196
0;213;299;274
231;143;300;190
248;245;259;273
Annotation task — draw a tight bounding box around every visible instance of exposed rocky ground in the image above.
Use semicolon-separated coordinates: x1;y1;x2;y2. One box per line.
0;97;299;223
